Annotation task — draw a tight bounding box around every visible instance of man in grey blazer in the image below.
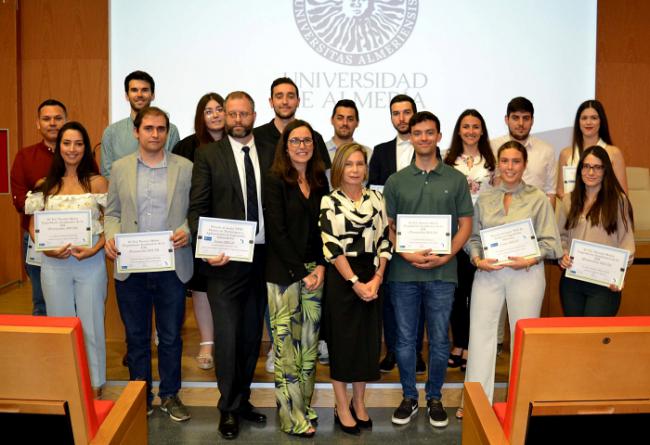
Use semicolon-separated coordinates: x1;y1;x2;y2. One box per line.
104;106;193;422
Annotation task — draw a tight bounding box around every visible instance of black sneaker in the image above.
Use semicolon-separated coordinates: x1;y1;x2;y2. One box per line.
391;398;418;425
427;398;449;428
147;403;154;416
416;353;426;375
379;352;396;372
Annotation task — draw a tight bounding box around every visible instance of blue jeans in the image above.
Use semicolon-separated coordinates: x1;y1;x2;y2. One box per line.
383;283;426;354
389;280;455;401
22;232;46;315
115;271;185;404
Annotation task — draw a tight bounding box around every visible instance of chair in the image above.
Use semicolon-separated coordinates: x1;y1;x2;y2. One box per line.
0;314;147;444
462;316;650;444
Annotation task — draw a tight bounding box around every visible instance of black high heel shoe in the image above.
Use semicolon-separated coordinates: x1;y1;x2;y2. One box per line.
349;400;373;429
448;353;463;368
334;407;360;435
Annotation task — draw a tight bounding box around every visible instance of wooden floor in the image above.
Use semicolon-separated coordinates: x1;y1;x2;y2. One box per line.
1;280;510;407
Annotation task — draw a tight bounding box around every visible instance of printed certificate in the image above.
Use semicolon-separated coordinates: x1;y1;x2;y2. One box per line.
34;210;92;251
480;218;540;265
563;165;577;194
369;184;384;194
566;239;629;288
196;217;256;263
25;236;43;266
396;214;452;254
115;231;175;273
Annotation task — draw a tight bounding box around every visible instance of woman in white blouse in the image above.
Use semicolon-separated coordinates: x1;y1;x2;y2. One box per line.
556;100;627;197
26;121;108;395
443;109;495;372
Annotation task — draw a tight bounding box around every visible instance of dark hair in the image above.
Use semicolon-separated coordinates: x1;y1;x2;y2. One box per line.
390;94;417;113
408;111;440;133
270;77;299;99
124;70;155;94
38;99;67;116
225;91;255;110
506;96;534;116
133;106;169;130
566;146;633;235
444;109;495;172
570;99;614;163
39;121;99;198
497;140;528;163
194;92;225;145
270;119;326;190
331;99;359;120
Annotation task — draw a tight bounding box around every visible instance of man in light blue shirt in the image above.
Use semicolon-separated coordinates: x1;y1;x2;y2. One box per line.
100;70;180;177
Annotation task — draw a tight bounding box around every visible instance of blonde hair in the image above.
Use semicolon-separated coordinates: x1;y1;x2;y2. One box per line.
330;142;368;189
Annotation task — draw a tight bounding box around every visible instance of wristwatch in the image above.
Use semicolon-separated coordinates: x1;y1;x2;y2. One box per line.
347;275;359;285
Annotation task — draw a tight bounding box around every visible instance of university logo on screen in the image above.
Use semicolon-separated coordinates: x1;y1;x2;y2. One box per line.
294;0;419;66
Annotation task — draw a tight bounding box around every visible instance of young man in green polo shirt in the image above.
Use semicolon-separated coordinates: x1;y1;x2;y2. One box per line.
383;111;473;428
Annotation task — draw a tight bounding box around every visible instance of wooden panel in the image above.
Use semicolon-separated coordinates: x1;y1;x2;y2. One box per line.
596;0;650;169
0;0;23;287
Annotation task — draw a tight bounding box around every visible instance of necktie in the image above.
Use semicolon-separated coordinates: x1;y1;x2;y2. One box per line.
242;146;259;234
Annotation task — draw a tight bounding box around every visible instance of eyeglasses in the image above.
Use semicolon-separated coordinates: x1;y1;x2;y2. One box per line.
288;137;314;147
204;107;224;117
581;163;604;173
226;111;252;119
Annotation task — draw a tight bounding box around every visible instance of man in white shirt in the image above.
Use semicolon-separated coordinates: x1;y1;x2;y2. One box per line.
491;96;557;207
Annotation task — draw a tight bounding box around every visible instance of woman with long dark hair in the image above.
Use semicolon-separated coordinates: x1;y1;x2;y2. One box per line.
264;119;328;437
558;146;634;316
443;109;495;371
26;121;108;395
557;99;627;197
172;92;225;370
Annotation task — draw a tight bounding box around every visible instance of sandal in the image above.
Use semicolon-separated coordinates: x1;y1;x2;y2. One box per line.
196;341;214;370
448;353;462;368
455;408;464;419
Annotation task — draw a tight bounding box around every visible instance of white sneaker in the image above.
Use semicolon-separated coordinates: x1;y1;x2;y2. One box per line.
318;340;329;365
265;348;275;373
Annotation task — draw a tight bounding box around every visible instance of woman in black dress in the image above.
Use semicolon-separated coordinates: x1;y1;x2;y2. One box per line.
172;92;224;369
320;143;392;435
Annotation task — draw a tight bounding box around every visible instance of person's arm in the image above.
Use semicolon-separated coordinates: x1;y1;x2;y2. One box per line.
100;127;113;178
608;145;628;193
545;147;558;208
103;168;122;260
165;124;181;152
556;147;570;198
618;196;635;266
534;193;563;259
9;150;29;214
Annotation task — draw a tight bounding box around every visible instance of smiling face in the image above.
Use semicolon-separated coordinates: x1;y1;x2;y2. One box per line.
286;125;314;169
581;153;605;189
270;83;300;120
331;106;359;140
459;115;482;149
498;148;527;187
579;107;601;140
410;119;441;157
125;79;154;113
59;129;85;168
341;149;367;188
204;99;225;133
37;105;66;145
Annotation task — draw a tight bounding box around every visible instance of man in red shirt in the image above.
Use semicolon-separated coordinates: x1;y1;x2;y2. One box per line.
10;99;67;315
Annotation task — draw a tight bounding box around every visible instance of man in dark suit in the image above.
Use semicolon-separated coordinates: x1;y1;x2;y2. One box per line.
368;94;428;375
188;91;273;440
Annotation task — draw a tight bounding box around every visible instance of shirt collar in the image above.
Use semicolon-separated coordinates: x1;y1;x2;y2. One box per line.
495;180;526;194
137;150;168;168
409;159;443;176
396;134;411;145
228;135;256;153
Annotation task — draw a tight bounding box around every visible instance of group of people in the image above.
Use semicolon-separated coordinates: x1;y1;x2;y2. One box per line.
10;70;635;439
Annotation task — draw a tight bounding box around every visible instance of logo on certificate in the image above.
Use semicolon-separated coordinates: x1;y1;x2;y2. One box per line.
293;0;419;66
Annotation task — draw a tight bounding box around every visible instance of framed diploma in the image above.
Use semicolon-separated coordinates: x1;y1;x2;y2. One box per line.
395;214;452;254
25;236;43;266
480;218;541;265
566;239;629;288
563;165;577;194
195;217;256;263
115;231;175;273
34;210;92;251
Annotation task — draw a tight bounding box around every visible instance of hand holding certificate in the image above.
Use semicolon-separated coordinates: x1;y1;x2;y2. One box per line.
196;217;256;263
34;210;92;251
396;214;452;254
115;231;175;273
566;239;629;288
479;218;541;265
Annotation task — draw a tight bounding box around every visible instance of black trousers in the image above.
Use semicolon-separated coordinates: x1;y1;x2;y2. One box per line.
206;245;267;412
449;250;476;349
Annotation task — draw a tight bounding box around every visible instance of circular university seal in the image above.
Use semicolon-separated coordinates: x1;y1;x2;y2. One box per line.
294;0;419;66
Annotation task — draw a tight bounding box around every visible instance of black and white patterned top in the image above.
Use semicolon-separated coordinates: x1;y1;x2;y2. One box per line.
319;188;392;266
